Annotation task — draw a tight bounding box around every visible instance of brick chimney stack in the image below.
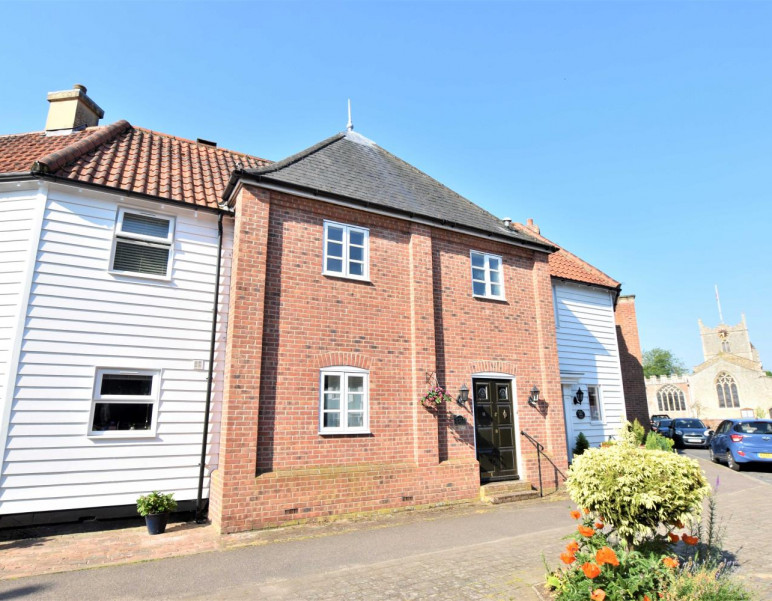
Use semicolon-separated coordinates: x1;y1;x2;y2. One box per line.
45;84;104;133
525;218;540;235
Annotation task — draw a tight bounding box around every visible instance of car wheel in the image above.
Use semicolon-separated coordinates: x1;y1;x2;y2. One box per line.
727;451;742;472
709;446;720;463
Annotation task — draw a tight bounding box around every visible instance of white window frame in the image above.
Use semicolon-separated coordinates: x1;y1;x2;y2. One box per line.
322;220;370;281
586;384;603;423
88;368;160;438
470;250;505;300
109;207;175;280
319;366;370;435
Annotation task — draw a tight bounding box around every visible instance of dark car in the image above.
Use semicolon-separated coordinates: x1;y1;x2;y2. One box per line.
652;419;673;436
710;419;772;471
650;413;670;426
668;418;712;448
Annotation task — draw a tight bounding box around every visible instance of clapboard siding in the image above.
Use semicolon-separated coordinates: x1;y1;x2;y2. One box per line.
555;282;626;449
0;191;40;479
0;185;231;515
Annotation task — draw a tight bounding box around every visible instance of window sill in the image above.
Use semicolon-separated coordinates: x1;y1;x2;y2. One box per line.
318;430;371;436
88;431;158;439
322;272;372;284
109;269;172;283
472;294;507;302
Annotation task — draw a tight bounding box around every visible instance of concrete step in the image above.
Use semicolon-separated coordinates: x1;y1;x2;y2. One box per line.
480;480;539;504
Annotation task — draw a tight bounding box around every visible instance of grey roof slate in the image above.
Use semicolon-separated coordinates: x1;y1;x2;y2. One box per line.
242;130;551;250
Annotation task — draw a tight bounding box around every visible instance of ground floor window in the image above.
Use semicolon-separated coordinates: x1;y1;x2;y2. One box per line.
657;385;686;412
587;385;602;421
90;369;159;436
319;367;369;434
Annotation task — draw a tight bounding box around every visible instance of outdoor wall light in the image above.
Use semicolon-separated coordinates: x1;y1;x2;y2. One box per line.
573;387;584;405
457;383;469;406
528;385;540;407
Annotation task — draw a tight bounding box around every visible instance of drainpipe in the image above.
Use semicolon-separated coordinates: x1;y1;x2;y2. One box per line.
196;212;224;523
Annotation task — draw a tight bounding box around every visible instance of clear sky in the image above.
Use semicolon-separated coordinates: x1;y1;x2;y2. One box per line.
2;1;770;371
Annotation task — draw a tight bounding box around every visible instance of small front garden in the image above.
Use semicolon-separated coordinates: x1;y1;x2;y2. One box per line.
546;423;754;600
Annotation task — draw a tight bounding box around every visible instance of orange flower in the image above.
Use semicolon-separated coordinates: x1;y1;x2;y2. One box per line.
583;507;591;515
570;510;582;519
578;525;595;537
595;546;619;567
566;540;580;553
662;556;679;569
560;551;576;564
591;589;607;601
682;534;698;545
595;521;604;529
643;596;651;601
668;532;679;543
582;562;602;579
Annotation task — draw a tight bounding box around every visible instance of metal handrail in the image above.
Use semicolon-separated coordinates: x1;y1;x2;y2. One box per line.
520;430;568;497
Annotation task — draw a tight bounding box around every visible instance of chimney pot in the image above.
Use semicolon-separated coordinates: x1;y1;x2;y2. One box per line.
525;218;540;235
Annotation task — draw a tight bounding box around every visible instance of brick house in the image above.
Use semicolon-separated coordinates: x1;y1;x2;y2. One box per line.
0;85;647;531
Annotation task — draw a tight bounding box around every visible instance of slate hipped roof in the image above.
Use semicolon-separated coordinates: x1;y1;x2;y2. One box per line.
231;130;552;251
0;122;269;210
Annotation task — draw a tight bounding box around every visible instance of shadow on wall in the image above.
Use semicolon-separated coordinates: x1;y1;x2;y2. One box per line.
615;324;650;428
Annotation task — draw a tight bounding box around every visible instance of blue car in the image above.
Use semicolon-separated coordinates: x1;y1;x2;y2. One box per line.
709;419;772;471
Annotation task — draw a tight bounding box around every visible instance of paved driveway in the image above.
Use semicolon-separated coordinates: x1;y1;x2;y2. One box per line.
682;447;772;487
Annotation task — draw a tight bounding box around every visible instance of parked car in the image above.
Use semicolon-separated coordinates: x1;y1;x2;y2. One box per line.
710;419;772;471
650;413;670;428
652;419;673;436
668;418;712;448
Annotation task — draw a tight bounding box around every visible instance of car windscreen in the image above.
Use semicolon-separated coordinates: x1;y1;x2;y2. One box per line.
733;422;772;434
674;419;705;429
658;420;672;428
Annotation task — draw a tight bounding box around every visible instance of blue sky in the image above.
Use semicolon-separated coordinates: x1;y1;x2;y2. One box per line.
2;1;770;371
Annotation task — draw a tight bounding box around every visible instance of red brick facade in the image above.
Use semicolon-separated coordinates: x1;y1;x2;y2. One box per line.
210;185;567;533
614;295;650;428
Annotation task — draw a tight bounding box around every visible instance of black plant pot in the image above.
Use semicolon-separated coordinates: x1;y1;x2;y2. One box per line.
145;513;169;535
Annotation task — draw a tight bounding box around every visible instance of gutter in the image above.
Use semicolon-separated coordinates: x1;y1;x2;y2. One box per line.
196;212;224;523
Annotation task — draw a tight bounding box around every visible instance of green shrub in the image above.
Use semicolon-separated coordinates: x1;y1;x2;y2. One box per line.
645;430;675;452
136;491;177;516
573;432;590;456
565;446;709;547
630;419;646;446
664;561;753;600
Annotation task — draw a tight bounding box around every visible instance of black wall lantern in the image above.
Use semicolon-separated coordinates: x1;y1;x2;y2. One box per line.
528;385;540;407
573;387;584;405
457;383;469;406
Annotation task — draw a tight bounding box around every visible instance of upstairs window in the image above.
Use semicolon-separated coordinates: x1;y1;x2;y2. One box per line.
319;367;369;434
470;251;505;300
111;208;175;278
90;369;159;436
323;221;369;280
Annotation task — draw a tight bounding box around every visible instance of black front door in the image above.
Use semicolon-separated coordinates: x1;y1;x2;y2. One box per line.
474;379;518;482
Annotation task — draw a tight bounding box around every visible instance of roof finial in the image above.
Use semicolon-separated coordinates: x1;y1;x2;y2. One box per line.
346;99;353;132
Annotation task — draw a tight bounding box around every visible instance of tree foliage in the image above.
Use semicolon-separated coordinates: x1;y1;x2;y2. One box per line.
643;348;687;378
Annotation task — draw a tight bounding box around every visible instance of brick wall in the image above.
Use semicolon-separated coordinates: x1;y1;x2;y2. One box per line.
614;295;650;427
209;185;567;533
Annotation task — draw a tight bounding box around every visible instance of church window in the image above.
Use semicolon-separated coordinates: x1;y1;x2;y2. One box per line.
656;385;686;412
721;340;731;353
715;372;740;408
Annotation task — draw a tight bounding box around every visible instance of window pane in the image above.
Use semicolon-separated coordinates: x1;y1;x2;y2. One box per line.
472;268;485;281
324;393;340;410
348;412;363;428
326;241;343;258
348;376;364;392
113;240;170;276
323;412;340;428
471;252;484;267
349;246;363;262
327;226;343;242
92;403;153;431
349;230;364;246
326;258;343;273
489;270;500;283
488;257;500;271
100;374;153;396
490;284;501;297
349;262;363;276
473;281;486;296
121;213;170;239
348;393;363;411
324;375;341;391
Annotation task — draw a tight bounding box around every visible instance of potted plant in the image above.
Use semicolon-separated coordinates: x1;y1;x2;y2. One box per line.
136;491;177;535
421;385;453;408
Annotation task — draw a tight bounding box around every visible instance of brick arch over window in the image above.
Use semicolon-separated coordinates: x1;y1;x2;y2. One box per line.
313;352;372;371
716;372;740;408
656;385;686;412
469;360;517;376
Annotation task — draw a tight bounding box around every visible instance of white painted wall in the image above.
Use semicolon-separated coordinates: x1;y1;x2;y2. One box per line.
0;183;231;515
554;281;626;453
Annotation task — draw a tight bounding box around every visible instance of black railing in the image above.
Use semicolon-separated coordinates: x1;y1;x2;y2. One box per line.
520;430;568;497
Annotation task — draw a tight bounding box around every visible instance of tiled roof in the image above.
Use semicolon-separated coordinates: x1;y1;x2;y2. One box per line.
512;222;620;290
239;130;552;250
0;121;269;210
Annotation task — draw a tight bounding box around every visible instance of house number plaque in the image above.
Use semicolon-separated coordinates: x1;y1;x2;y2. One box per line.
576;409;586;420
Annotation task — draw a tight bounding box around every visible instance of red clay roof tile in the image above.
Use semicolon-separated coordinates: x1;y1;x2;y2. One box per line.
0;121;270;210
